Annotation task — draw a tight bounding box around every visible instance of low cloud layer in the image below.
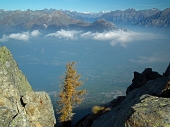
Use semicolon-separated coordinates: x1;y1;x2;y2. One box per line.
45;29;81;40
1;29;167;47
46;29;167;47
81;30;136;47
0;30;40;42
80;30;167;47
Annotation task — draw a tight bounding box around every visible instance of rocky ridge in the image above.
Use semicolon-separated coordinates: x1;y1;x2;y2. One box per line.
0;9;116;34
136;8;170;27
0;8;169;34
78;63;170;127
101;8;161;25
0;46;56;127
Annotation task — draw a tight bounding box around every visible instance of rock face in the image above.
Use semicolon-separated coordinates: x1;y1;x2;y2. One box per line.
126;68;162;94
164;63;170;76
136;8;170;27
0;9;117;33
101;8;161;25
0;46;56;127
88;19;116;31
90;65;170;127
0;10;86;32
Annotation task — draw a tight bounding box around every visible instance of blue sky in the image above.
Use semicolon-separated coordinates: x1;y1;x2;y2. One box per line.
1;0;170;12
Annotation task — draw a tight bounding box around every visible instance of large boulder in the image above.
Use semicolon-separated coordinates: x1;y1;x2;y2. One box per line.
126;94;170;127
0;46;56;127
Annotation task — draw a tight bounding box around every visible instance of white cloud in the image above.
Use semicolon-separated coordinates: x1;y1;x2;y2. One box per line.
48;29;141;46
80;30;166;47
45;29;167;46
45;29;81;40
0;30;41;42
8;32;30;41
31;30;41;37
80;31;93;38
1;29;166;45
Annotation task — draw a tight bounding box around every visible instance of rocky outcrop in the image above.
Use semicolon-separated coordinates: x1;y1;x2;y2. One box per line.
125;94;170;126
126;68;162;94
88;64;170;127
164;63;170;76
91;77;170;127
0;46;56;127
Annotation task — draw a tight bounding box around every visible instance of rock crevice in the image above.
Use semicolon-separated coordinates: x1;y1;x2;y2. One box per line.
0;46;56;127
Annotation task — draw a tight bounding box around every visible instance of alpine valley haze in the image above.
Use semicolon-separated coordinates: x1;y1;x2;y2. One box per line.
0;0;170;127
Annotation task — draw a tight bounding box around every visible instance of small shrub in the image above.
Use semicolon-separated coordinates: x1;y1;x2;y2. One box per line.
92;106;105;114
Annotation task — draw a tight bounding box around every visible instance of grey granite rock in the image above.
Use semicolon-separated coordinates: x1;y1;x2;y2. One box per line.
22;91;56;127
91;75;170;127
0;46;56;127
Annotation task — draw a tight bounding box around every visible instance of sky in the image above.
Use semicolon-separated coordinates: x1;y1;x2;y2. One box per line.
1;0;170;12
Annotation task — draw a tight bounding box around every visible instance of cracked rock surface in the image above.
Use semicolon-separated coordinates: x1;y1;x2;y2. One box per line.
0;46;56;127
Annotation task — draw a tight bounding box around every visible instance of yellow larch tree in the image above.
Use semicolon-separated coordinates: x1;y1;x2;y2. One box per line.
57;62;86;123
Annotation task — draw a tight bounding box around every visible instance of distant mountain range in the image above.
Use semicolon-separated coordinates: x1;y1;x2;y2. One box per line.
0;8;169;34
136;8;170;27
62;8;170;28
0;9;116;33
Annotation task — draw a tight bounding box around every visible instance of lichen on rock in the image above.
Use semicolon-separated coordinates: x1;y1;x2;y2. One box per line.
0;46;56;127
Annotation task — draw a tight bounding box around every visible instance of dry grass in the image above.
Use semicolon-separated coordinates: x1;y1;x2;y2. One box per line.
92;106;105;114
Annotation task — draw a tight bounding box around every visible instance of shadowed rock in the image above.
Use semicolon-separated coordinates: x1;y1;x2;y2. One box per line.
164;63;170;76
126;68;162;94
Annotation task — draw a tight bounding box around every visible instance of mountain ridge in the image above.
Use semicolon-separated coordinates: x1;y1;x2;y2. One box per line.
0;8;170;34
136;8;170;27
0;9;116;33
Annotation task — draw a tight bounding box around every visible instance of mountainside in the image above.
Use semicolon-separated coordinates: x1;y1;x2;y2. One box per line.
0;46;56;127
62;10;107;22
63;8;170;28
0;8;169;34
100;8;161;25
0;9;87;33
84;18;116;32
78;64;170;127
136;8;170;27
0;9;116;33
